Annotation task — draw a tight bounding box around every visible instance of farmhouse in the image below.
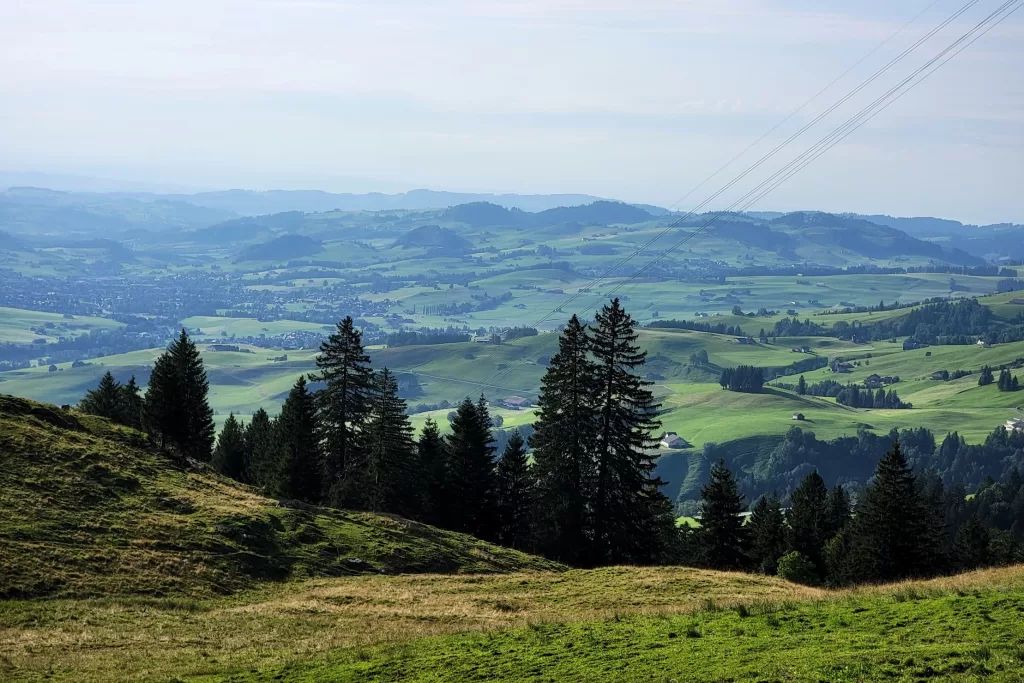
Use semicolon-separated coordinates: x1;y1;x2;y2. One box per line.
659;432;689;449
903;339;926;351
499;396;532;410
1006;418;1024;433
792;413;805;421
830;359;854;373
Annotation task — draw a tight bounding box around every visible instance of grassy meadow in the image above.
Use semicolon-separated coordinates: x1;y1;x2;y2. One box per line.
3;562;1024;681
0;306;123;344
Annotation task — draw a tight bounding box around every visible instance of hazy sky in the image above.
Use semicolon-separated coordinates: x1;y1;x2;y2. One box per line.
1;0;1021;223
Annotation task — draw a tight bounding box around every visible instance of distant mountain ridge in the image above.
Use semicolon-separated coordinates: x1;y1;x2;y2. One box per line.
442;200;656;228
236;234;323;262
152;188;632;216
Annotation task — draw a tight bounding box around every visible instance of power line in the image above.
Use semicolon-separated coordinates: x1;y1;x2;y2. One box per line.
605;0;1021;302
471;0;1016;396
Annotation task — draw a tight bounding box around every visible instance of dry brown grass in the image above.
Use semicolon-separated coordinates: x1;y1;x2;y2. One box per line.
0;566;816;682
8;565;1022;683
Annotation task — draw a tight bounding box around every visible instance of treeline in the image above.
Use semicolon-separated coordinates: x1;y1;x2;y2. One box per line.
782;377;910;409
695;425;1024;509
79;302;679;567
383;329;470;347
983;367;1021;391
0;327;173;366
78;330;215;460
689;444;1024;586
773;298;1024;346
718;365;764;393
647;319;747;336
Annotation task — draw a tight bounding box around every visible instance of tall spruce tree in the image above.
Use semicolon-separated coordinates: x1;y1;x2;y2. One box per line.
530;315;599;565
120;376;144;430
748;493;787;574
442;396;498;540
173;329;216;461
951;514;991;571
697;459;749;570
144;348;180;449
416;418;447;525
824;484;851;537
365;368;417;515
144;330;214;460
313;316;374;507
848;440;940;583
79;371;123;421
495;431;535;550
590;298;672;565
245;408;279;492
787;471;830;576
277;376;321;503
212;414;247;482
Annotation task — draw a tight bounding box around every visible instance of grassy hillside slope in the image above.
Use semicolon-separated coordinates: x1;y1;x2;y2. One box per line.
0;395;560;599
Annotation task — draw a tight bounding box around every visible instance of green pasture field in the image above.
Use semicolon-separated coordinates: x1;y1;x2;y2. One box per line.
0;306;123;343
4;330;1020;444
0;346;320;421
180;315;332;338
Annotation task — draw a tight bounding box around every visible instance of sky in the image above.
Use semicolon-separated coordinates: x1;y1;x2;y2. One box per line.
0;0;1022;223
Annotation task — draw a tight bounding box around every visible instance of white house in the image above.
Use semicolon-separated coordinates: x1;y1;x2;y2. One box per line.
1005;417;1024;433
660;432;688;449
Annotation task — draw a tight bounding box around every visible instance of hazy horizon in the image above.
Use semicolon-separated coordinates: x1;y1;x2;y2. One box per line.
2;0;1022;224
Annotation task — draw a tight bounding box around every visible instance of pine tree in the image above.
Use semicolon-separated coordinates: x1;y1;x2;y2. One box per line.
697;459;749;570
531;314;598;565
442;396;498;540
79;371;123;421
416;418;447;526
590;298;672;565
245;408;279;492
951;514;990;571
797;375;807;395
495;431;535;550
143;330;214;461
748;493;787;574
978;365;994;386
824;484;851;537
144;347;181;449
848;440;940;583
823;529;853;586
119;376;144;430
998;369;1010;391
313;316;374;507
365;368;417;515
172;329;216;461
277;376;321;503
212;413;247;481
787;471;829;576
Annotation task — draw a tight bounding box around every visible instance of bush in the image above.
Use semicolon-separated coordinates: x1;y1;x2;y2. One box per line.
777;551;819;585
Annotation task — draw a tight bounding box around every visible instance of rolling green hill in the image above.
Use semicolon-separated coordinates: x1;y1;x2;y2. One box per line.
0;395;560;599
